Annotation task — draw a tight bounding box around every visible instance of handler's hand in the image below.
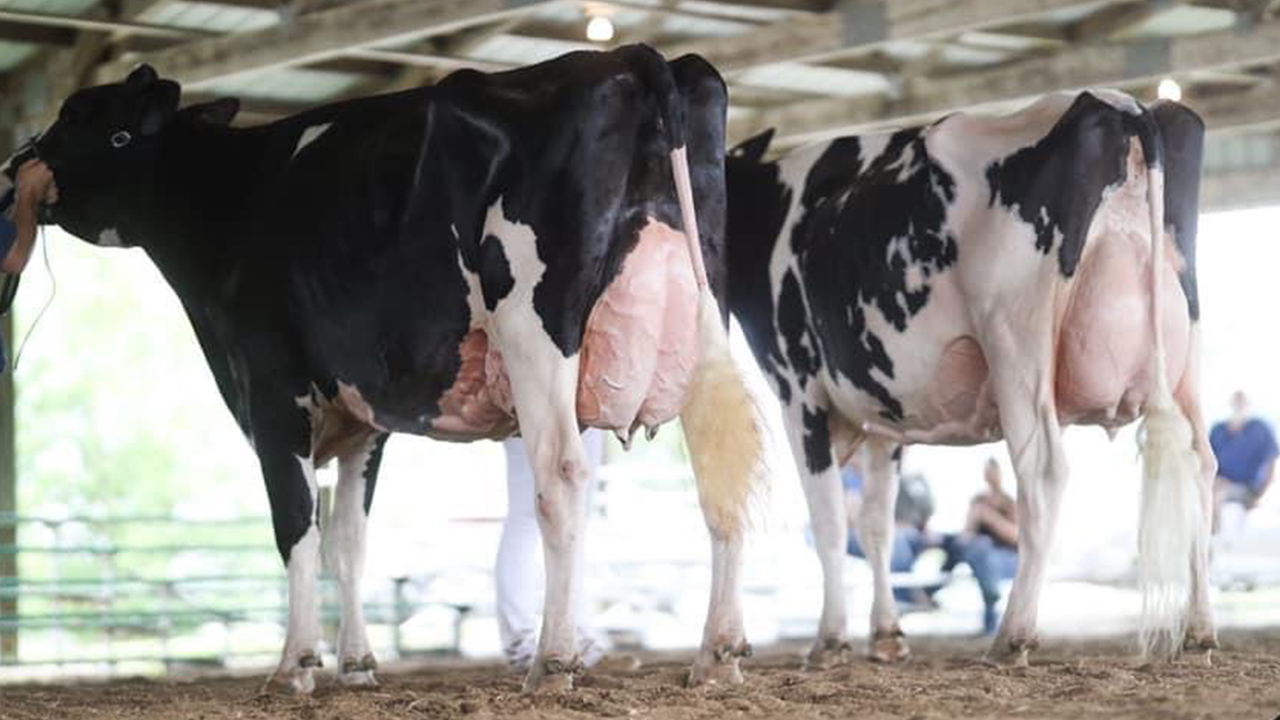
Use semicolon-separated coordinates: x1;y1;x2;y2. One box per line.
16;159;57;205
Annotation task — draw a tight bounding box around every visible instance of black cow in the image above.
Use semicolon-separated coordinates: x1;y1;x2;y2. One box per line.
6;44;764;692
723;92;1213;667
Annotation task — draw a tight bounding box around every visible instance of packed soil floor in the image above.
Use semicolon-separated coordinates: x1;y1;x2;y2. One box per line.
3;629;1280;719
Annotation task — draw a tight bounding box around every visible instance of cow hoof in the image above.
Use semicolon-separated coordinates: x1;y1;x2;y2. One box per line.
1182;633;1219;667
869;629;911;664
522;655;581;693
264;651;320;696
338;653;379;687
688;640;751;687
987;636;1037;667
263;669;315;697
688;657;743;687
805;637;852;670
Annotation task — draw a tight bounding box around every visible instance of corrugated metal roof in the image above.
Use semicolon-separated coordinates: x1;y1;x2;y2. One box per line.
0;40;36;72
736;62;892;98
464;33;594;65
0;0;99;14
1116;4;1238;40
198;67;365;103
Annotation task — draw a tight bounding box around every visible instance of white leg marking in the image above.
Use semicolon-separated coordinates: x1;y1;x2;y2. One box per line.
779;402;849;668
859;438;910;662
271;455;321;694
325;438;380;685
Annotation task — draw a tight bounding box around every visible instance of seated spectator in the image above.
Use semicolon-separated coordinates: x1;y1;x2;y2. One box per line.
944;458;1018;636
843;451;939;607
1210;390;1277;541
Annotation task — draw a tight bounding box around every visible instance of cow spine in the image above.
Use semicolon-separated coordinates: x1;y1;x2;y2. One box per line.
1135;110;1204;662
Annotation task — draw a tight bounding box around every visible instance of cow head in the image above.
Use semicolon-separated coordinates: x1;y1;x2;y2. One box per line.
2;64;183;247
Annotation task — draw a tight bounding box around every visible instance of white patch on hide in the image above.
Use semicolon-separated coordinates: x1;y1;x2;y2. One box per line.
292;123;333;160
98;228;123;247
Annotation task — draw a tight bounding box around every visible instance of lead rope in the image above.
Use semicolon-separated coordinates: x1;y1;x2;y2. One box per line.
11;225;56;372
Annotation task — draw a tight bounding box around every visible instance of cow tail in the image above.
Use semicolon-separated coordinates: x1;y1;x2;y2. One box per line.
631;45;766;537
1133;106;1202;661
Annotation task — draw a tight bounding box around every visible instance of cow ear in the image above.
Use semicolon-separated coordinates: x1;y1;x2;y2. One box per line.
126;64;159;87
185;97;240;126
139;79;181;136
730;128;775;164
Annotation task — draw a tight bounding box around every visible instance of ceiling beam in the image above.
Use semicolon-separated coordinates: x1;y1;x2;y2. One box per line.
93;0;560;88
669;0;1126;74
1189;80;1280;134
735;17;1280;146
0;20;76;46
0;8;205;40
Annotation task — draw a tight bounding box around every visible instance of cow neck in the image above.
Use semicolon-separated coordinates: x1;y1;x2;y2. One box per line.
140;119;266;299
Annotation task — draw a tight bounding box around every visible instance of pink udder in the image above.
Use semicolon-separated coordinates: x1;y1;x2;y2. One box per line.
433;329;515;439
576;218;699;430
431;218;699;439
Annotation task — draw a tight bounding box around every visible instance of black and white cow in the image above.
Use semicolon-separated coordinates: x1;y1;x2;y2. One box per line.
725;92;1213;667
5;45;765;692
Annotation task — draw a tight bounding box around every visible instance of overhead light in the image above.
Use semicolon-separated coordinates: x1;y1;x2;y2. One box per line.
586;15;614;43
1157;77;1182;102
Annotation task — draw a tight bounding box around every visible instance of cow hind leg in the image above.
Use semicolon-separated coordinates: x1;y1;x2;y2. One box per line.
680;307;766;687
779;401;851;669
498;336;590;691
1174;364;1218;662
985;332;1069;666
324;433;388;687
859;437;909;663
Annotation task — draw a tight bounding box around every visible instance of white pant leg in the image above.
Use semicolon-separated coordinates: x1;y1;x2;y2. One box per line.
495;430;605;653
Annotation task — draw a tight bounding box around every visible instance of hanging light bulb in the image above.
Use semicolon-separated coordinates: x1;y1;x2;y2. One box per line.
586;15;615;43
1157;77;1182;102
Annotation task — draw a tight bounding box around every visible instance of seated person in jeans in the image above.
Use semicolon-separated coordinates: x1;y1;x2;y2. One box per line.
944;458;1018;635
842;451;938;606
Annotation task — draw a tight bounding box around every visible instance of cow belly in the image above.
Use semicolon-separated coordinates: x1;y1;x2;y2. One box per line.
577;219;699;431
430;218;698;438
1055;229;1190;426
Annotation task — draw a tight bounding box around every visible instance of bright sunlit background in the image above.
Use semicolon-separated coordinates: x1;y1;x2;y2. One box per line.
4;205;1279;679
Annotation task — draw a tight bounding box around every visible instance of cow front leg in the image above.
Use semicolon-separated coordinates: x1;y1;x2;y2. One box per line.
985;349;1069;667
859;438;909;663
324;433;388;687
258;438;324;695
780;401;851;670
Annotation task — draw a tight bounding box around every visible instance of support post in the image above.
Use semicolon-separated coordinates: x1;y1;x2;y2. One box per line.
1;310;16;661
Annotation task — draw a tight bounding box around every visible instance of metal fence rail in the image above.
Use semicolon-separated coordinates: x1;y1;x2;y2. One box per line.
0;513;475;680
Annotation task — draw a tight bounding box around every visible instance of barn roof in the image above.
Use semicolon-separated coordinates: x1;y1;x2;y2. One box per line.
2;0;1278;209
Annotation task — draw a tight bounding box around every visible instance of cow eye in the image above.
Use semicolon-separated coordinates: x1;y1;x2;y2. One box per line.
110;130;132;148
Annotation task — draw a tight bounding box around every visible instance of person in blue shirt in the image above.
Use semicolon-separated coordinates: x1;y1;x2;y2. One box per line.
0;158;58;372
1209;390;1277;535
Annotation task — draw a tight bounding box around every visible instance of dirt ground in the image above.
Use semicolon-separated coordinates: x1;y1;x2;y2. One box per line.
3;630;1280;720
